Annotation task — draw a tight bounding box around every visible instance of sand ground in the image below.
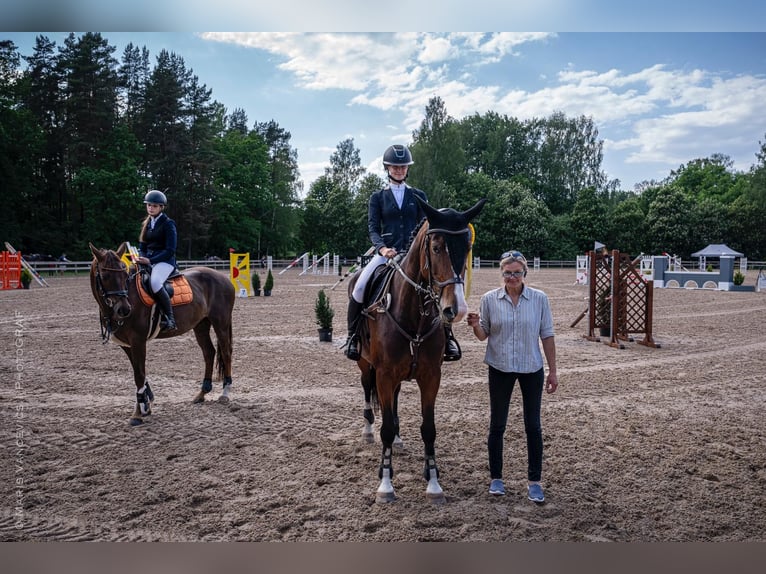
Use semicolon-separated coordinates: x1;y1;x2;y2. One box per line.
1;267;764;541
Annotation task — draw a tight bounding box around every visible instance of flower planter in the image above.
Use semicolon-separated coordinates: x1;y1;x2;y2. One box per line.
318;328;333;342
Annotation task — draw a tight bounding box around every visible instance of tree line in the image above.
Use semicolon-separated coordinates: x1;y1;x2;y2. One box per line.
2;34;765;262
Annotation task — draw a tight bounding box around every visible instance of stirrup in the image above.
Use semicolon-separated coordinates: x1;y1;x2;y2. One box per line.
443;340;461;361
345;336;360;360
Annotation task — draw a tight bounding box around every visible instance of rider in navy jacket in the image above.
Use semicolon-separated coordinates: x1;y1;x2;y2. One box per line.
345;145;461;362
137;190;178;331
367;184;428;255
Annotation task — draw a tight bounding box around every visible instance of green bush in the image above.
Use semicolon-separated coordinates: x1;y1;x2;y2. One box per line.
251;272;261;291
264;269;274;292
733;270;745;286
21;267;33;283
314;289;334;330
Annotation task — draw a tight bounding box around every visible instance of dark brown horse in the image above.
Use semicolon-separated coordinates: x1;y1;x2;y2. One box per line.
89;242;235;426
350;197;486;503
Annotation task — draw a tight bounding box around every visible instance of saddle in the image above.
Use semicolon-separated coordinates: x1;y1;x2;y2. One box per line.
362;263;397;313
136;269;193;307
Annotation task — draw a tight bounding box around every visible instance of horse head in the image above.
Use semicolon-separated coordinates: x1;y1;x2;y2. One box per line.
414;196;487;324
89;242;133;320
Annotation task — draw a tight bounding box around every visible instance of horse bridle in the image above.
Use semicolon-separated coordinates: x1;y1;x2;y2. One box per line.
95;262;130;302
389;226;470;301
424;226;471;288
94;260;131;343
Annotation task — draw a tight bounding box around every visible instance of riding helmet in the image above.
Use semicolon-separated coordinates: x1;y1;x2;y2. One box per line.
143;190;167;205
382;144;414;166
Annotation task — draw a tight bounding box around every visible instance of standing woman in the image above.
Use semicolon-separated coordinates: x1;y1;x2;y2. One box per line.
136;190;178;332
466;250;558;502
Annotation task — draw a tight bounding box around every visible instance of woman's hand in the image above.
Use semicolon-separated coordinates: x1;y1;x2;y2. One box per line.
546;372;558;394
380;247;397;259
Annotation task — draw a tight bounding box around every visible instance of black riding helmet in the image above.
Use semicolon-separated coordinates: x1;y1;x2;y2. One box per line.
143;190;167;205
383;144;414;183
382;144;414;166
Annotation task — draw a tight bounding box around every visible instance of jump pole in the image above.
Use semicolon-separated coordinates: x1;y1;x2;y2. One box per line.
279;252;309;275
331;246;375;290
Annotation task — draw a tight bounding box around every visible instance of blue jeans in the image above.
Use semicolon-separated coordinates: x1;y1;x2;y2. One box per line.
487;365;544;482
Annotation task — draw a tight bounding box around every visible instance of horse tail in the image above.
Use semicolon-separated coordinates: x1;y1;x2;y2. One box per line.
370;367;379;415
215;344;224;381
215;321;232;381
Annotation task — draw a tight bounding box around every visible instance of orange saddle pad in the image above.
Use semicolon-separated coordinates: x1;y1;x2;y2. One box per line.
137;274;194;307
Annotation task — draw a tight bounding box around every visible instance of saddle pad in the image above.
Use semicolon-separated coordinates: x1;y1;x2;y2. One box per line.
137;274;194;307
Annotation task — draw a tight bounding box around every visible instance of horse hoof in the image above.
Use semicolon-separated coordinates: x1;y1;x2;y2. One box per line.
426;492;446;504
362;432;374;444
393;436;404;449
192;392;206;404
375;492;396;504
217;395;230;405
129;417;144;426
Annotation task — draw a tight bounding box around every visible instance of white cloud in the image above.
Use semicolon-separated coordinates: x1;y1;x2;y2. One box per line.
202;32;766;188
418;36;457;64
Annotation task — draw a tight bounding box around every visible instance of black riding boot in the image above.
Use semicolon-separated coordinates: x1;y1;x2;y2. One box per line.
345;298;364;360
443;325;461;361
154;287;177;332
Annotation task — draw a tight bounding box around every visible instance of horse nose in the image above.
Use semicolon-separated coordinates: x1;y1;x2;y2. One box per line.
116;303;132;318
443;306;457;322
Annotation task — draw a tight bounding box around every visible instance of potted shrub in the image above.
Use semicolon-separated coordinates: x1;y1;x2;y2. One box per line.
251;272;261;296
20;267;33;289
263;268;274;296
733;270;745;286
315;289;334;342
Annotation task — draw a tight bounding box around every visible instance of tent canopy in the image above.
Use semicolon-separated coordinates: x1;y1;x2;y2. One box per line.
691;244;744;258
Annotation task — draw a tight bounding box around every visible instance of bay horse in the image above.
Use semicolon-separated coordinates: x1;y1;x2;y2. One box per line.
89;242;235;426
349;197;486;503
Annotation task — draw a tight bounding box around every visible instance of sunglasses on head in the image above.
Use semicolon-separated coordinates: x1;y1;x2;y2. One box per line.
501;250;523;259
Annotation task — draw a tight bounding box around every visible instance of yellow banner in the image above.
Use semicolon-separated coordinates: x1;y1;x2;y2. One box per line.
229;253;251;296
465;223;475;297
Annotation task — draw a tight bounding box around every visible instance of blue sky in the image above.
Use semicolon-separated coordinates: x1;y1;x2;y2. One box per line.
4;6;766;196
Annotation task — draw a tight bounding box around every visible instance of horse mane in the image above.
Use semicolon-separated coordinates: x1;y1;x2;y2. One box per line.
403;217;428;253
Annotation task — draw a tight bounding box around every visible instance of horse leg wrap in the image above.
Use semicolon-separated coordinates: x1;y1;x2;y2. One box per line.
423;456;439;481
136;385;152;416
223;376;233;388
364;407;374;425
201;378;213;393
379;447;394;480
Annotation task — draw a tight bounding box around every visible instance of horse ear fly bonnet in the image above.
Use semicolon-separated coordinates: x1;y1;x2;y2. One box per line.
416;197;487;276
